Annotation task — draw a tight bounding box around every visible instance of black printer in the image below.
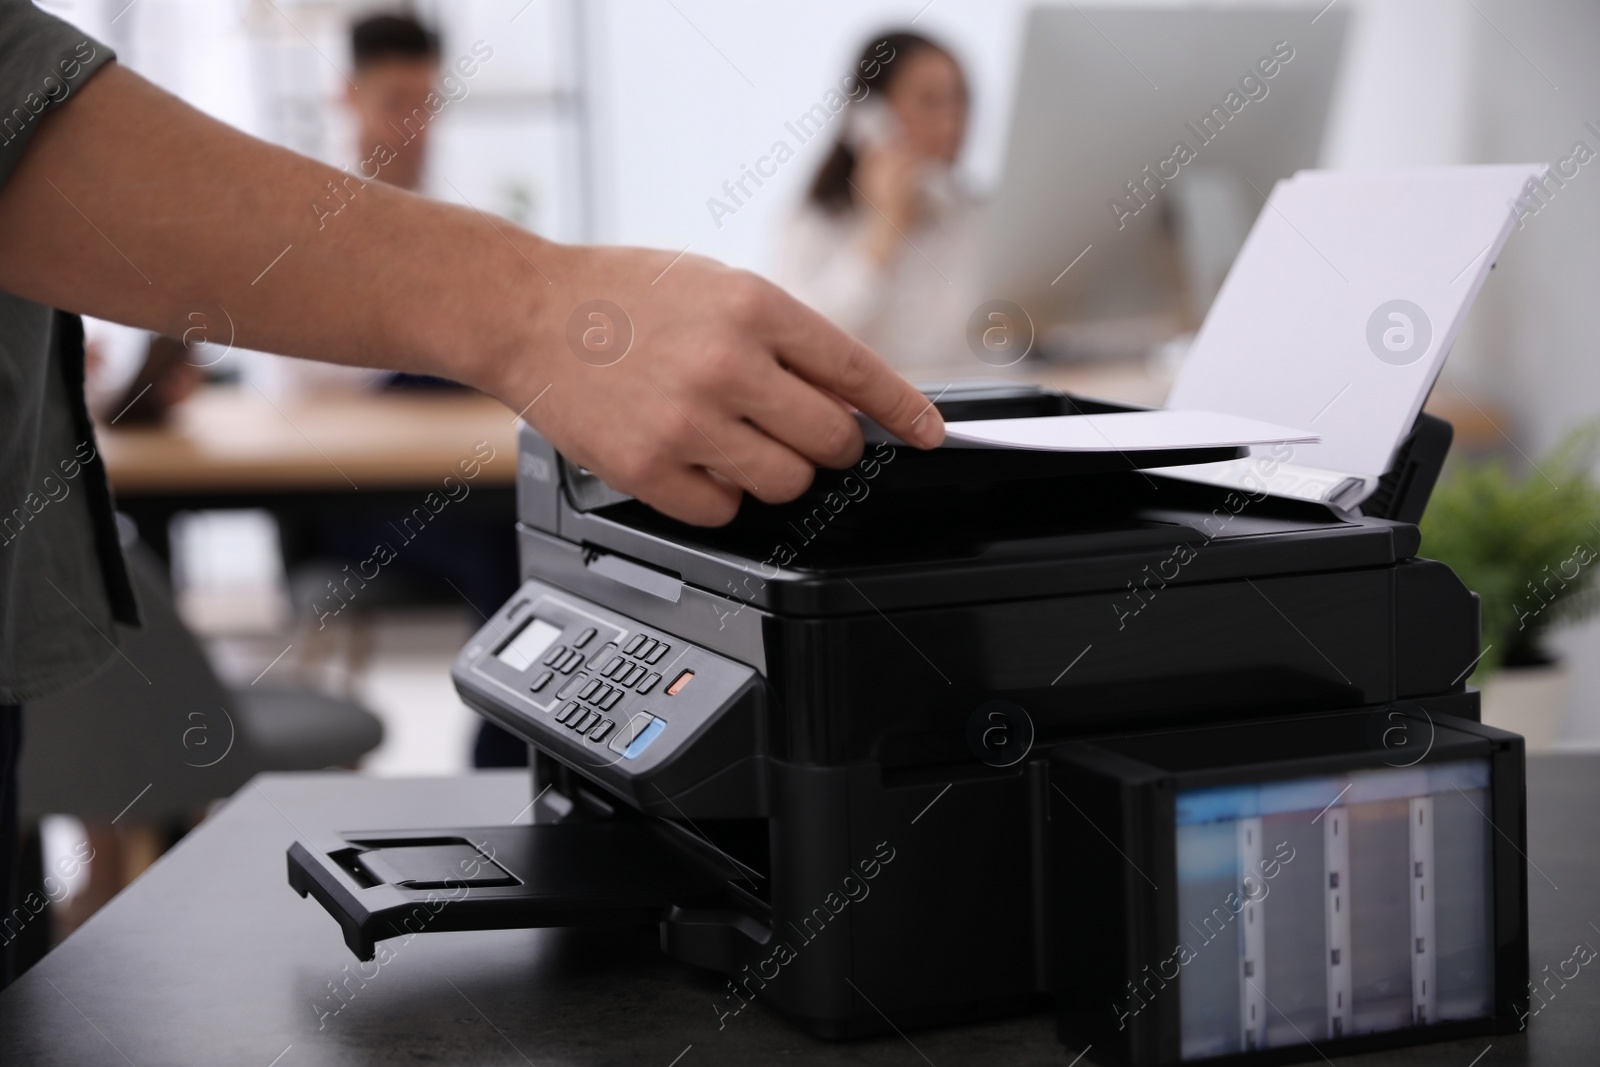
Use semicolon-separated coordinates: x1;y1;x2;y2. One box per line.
289;382;1527;1065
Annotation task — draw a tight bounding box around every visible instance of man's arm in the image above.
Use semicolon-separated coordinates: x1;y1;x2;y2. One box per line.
0;62;943;525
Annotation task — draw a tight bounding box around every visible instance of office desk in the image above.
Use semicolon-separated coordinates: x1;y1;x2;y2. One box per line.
99;385;519;492
2;759;1594;1066
97;386;519;559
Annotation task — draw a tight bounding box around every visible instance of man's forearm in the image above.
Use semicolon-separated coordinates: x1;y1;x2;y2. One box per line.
0;58;942;527
0;62;531;391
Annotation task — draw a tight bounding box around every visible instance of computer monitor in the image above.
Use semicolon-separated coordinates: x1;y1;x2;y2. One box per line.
980;5;1349;357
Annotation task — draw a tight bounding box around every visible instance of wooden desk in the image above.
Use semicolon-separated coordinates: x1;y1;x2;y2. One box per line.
96;386;519;561
98;385;518;495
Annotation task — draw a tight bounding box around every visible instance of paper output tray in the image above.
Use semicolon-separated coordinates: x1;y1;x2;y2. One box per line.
288;823;734;960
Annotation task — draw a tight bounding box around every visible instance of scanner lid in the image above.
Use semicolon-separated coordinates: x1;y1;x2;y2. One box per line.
531;383;1419;616
556;478;1410;619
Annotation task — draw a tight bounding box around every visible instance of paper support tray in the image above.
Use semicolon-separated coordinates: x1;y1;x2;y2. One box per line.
288;823;736;960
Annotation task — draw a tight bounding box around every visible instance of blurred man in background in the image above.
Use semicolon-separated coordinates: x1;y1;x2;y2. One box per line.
346;13;441;196
270;13;529;764
250;12;448;396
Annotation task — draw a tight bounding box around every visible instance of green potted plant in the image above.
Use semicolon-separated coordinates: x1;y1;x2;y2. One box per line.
1419;422;1600;750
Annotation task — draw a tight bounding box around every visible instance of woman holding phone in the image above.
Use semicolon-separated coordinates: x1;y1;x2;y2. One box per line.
775;31;977;373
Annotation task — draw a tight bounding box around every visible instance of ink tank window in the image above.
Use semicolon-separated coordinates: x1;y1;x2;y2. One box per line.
1174;760;1494;1060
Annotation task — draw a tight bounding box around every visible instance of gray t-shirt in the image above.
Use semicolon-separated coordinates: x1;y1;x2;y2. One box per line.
1;0;137;703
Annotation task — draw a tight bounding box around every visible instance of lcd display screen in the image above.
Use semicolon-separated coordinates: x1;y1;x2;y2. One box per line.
495;617;562;672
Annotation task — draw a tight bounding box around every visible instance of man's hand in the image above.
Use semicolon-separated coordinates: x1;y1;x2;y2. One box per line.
0;63;943;526
484;246;941;525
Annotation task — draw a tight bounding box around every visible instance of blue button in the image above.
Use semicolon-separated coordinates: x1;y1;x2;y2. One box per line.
622;718;666;760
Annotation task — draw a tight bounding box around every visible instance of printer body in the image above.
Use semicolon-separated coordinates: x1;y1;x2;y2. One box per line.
289;383;1526;1063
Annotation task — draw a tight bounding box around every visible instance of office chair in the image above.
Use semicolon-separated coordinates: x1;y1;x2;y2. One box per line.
10;532;383;973
19;537;383;827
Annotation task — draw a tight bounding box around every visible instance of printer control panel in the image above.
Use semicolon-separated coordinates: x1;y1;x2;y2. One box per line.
451;578;763;808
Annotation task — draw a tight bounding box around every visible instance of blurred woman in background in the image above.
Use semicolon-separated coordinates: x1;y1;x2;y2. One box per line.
776;31;977;373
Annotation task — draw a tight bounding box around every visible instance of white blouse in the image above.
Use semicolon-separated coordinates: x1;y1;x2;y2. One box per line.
773;185;982;377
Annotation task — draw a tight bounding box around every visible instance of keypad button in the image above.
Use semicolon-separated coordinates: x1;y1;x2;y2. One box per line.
608;713;656;753
634;638;657;660
556;650;582;673
589;719;615;742
579;679;601;700
528;670;553;693
622;719;665;759
541;645;567;667
572;627;596;649
598;689;622;710
623;634;646;654
554;701;580;723
644;642;669;663
557;673;588;700
623;664;647;687
571;709;600;733
637;672;661;693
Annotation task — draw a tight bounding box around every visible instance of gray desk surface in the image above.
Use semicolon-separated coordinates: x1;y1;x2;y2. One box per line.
2;758;1596;1066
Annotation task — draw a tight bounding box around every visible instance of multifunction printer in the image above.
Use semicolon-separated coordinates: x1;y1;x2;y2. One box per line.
290;381;1526;1064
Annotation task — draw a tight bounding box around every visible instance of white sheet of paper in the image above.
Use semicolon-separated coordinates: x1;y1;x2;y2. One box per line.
1166;165;1545;477
941;410;1319;451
